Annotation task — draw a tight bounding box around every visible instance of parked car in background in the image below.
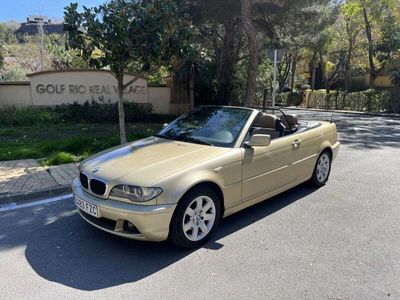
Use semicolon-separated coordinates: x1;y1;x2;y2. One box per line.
72;106;340;248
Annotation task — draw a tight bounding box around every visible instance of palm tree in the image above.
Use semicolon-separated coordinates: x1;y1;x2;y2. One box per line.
175;44;211;109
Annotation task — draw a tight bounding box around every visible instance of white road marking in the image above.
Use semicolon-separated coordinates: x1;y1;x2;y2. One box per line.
0;193;73;213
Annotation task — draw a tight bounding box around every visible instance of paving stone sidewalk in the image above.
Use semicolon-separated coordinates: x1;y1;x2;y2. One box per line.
0;159;78;203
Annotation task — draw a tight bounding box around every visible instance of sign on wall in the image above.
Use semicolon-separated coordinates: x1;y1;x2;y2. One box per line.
28;70;149;106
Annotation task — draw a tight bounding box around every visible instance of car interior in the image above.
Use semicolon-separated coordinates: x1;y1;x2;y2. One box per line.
248;112;300;140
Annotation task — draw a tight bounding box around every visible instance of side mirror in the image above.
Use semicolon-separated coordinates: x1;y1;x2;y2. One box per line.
163;123;169;128
245;134;271;147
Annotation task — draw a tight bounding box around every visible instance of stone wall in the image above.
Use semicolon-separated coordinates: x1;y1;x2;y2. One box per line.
0;70;190;115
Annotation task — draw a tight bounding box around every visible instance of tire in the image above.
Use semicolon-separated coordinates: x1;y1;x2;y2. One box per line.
309;150;332;187
169;187;221;249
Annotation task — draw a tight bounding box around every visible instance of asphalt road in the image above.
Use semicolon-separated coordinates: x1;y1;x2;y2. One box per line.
1;111;399;299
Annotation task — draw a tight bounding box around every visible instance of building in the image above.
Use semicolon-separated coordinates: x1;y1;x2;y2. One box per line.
14;15;64;41
26;15;52;24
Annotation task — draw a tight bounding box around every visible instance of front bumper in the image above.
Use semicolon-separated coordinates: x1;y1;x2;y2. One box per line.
71;178;176;241
332;141;340;160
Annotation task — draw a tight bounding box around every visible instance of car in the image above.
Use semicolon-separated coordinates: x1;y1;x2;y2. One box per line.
72;105;340;248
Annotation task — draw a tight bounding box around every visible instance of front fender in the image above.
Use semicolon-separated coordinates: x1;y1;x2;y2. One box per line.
155;149;243;207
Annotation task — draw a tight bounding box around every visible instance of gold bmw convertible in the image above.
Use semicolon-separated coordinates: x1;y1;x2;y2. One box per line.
72;106;340;248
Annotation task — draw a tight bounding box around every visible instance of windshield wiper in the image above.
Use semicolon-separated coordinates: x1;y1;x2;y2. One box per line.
154;134;171;140
174;135;213;146
154;134;213;146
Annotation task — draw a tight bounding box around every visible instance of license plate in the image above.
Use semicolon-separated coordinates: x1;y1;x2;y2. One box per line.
74;195;99;218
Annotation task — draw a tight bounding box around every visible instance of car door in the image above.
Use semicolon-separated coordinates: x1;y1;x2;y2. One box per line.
241;134;302;202
292;128;325;181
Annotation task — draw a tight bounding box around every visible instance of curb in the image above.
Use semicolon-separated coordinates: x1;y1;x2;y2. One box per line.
0;185;71;205
284;106;400;119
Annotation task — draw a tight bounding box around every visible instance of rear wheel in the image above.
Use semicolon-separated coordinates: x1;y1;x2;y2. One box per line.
169;187;221;249
310;150;332;187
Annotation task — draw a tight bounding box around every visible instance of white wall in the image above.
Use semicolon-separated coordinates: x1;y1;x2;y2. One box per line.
148;87;171;114
28;70;149;106
0;70;181;114
0;83;32;107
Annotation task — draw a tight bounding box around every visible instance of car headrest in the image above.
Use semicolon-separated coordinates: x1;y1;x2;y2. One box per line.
280;114;298;128
253;113;278;129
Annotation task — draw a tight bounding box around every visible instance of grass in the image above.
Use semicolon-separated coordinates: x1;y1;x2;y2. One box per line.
0;122;161;165
43;152;77;165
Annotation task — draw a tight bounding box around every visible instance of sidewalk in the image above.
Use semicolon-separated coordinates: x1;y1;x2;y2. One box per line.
0;159;78;203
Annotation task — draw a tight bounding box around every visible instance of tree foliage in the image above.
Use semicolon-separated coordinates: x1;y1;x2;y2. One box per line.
64;0;193;143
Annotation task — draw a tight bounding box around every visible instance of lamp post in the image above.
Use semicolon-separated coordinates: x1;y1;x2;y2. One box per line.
272;49;278;107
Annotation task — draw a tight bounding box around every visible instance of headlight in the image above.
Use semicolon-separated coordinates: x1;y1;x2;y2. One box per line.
109;185;163;202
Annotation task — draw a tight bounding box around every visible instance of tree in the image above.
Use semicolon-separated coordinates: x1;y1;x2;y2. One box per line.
355;0;399;87
259;1;336;96
341;1;364;90
46;34;90;69
240;0;286;106
0;41;5;71
64;0;192;143
375;13;400;72
188;0;242;104
0;22;17;44
175;43;211;109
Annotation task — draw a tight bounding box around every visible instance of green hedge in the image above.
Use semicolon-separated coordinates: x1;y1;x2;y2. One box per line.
321;89;398;112
306;89;399;113
277;89;399;113
0;101;176;126
276;92;303;106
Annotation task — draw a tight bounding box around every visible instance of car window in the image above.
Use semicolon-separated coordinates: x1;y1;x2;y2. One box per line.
158;106;252;147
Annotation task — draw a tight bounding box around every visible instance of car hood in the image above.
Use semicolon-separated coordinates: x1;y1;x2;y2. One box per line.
81;136;231;186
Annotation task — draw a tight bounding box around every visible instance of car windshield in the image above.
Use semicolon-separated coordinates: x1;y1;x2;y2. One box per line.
156;106;253;147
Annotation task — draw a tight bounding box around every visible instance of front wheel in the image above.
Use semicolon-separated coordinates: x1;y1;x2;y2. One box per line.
309;150;332;187
169;187;221;249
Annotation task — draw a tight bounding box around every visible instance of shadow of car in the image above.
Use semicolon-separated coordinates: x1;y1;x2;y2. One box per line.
18;183;318;290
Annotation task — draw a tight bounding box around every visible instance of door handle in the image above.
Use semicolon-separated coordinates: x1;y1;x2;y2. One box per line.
292;139;302;147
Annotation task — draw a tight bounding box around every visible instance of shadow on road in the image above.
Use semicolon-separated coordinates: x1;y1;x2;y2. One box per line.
335;117;400;150
293;111;400;150
0;183;317;291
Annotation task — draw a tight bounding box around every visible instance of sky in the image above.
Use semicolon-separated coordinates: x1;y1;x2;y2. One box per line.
0;0;106;22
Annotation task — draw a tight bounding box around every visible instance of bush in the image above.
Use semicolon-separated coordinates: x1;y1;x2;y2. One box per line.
2;65;28;81
53;100;153;123
0;101;176;127
0;106;61;126
44;152;77;166
307;89;396;112
387;93;400;113
276;92;303;106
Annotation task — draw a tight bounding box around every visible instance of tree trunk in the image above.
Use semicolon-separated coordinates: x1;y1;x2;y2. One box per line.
278;52;292;93
289;53;297;105
189;76;195;109
215;19;238;104
344;45;353;91
360;0;377;88
344;21;354;91
311;52;317;91
117;73;127;144
311;66;316;91
241;0;258;107
319;52;330;94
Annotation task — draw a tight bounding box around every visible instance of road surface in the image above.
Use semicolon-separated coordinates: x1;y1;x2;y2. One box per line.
1;111;399;299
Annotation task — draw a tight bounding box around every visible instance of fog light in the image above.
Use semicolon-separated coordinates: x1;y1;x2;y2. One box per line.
123;220;139;233
127;222;135;230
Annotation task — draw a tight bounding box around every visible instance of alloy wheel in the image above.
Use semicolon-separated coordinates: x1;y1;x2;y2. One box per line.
182;196;216;241
316;153;330;183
